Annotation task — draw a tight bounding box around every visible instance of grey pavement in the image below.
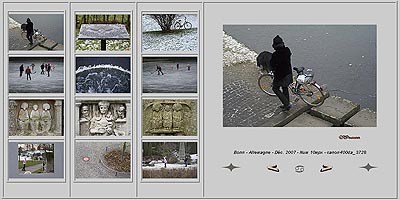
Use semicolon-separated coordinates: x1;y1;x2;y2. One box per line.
9;27;63;51
75;142;130;179
223;62;305;127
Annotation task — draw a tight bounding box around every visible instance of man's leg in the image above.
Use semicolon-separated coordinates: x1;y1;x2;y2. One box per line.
273;85;288;106
282;86;290;106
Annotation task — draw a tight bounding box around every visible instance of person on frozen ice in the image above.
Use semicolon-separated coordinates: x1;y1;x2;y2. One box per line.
25;66;32;80
19;64;24;77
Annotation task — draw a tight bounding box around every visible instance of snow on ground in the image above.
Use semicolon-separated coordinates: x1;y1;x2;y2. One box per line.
9;59;64;93
142;28;197;52
142;14;198;32
9;17;20;29
75;39;130;51
143;60;197;93
223;31;258;67
143;162;197;170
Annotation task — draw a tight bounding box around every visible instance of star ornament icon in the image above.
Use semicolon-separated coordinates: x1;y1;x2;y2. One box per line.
360;163;377;171
223;163;240;171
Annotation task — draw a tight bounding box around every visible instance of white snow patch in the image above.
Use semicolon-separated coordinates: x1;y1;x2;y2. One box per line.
223;31;258;67
9;17;21;29
76;64;131;74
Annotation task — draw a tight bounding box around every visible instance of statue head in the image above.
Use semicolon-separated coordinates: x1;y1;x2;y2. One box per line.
21;102;29;110
172;103;182;111
81;105;89;117
98;101;110;114
152;103;162;112
42;103;50;111
116;105;126;118
32;104;38;111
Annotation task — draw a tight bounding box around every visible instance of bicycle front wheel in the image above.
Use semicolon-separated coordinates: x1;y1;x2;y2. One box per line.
184;22;192;29
298;83;325;106
258;74;276;96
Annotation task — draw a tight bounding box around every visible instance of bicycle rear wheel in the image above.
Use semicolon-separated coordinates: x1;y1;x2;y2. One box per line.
21;31;27;40
173;22;181;30
258;74;276;96
298;83;325;106
184;22;192;29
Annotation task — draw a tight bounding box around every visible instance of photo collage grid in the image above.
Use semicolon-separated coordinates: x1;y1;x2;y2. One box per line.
4;3;200;183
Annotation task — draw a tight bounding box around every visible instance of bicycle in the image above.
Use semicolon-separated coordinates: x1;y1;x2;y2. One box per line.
20;24;46;42
258;66;326;107
173;16;192;30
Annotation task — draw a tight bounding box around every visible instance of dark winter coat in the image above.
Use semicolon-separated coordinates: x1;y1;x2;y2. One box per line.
270;46;292;81
26;21;34;34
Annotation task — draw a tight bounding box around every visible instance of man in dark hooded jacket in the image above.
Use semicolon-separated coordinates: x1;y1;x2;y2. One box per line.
270;35;293;111
26;18;34;45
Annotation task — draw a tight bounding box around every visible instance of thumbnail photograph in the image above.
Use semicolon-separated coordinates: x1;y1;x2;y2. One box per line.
75;100;131;136
9;100;63;136
75;14;131;51
142;14;198;52
9;14;64;51
142;57;197;93
75;142;131;179
17;143;54;175
142;99;197;136
75;57;131;94
223;25;376;127
142;142;197;179
9;57;64;93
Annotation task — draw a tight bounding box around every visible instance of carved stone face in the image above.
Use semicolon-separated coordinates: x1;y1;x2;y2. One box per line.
81;105;89;117
164;105;171;112
152;103;162;112
32;105;38;111
99;105;108;114
117;106;126;118
21;102;28;110
98;101;110;115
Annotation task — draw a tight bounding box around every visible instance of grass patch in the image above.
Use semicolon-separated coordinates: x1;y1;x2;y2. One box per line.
18;160;42;169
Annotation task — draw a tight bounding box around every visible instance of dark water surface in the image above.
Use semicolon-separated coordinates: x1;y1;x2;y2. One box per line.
224;25;376;111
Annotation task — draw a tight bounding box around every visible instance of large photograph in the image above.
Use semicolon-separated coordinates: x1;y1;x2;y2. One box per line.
223;25;376;127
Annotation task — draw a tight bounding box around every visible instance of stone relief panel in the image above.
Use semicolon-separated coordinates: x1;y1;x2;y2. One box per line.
143;99;197;136
75;100;131;136
9;100;63;136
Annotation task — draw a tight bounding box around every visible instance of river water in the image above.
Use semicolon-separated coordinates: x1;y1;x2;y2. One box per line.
10;14;64;44
224;25;376;111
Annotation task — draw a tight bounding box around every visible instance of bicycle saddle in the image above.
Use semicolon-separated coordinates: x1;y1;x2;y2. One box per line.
293;67;304;74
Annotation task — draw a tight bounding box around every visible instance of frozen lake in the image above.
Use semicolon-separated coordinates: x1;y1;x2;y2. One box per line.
142;58;197;93
9;57;64;93
224;25;376;111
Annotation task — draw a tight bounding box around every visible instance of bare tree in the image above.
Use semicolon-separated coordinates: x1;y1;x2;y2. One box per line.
149;14;176;32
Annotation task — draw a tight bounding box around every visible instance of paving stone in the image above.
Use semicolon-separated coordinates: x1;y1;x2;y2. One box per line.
309;96;360;126
344;108;377;127
285;113;333;127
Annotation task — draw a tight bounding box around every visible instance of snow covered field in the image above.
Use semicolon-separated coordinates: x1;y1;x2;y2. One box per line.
142;58;197;93
9;58;64;93
142;14;198;52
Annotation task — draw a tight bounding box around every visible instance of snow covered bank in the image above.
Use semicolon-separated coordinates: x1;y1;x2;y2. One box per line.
223;31;258;67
